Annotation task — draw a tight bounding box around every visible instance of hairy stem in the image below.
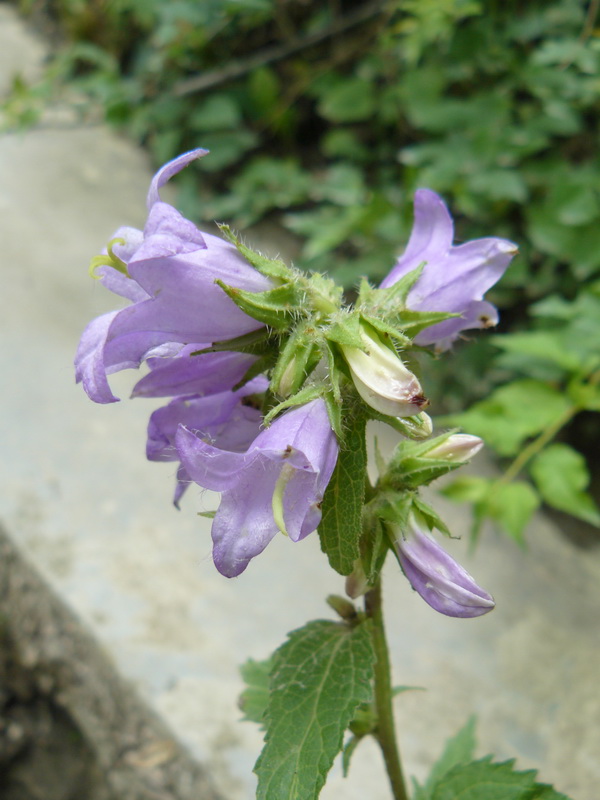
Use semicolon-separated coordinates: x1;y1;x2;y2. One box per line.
365;579;409;800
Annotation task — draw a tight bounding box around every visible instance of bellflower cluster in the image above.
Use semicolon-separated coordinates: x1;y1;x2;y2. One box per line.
75;148;514;608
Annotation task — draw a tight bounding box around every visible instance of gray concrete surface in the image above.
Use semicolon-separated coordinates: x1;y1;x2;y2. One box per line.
1;5;599;799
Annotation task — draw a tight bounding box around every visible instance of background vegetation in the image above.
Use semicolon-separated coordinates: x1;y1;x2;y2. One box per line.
6;0;600;542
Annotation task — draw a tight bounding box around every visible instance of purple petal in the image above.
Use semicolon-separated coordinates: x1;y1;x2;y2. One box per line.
132;202;207;261
175;399;338;577
146;148;209;209
211;461;283;577
380;189;517;349
380;189;454;288
414;299;498;348
132;348;259;398
395;521;495;618
74;311;120;403
147;383;264;463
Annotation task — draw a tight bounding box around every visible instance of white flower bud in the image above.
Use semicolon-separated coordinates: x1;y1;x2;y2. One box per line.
424;434;483;463
341;328;428;418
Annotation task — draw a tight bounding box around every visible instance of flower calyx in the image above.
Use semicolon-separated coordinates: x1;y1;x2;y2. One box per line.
382;431;484;490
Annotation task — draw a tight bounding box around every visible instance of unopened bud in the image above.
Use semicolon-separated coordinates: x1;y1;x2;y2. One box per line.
341;327;428;418
424;434;483;463
390;516;495;618
345;559;369;599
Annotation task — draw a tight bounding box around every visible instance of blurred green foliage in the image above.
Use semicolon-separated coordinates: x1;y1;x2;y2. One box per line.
7;0;600;541
8;0;600;293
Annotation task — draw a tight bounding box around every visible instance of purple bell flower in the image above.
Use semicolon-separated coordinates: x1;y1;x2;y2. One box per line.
380;189;517;350
147;376;267;507
393;516;495;618
75;149;272;404
175;399;339;577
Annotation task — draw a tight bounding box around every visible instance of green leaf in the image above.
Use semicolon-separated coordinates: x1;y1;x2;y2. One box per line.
441;476;494;504
255;619;375;800
318;77;376;123
318;407;367;575
414;716;477;800
440;380;573;457
530;443;600;526
239;657;272;727
486;482;541;544
430;757;574;800
490;331;582;373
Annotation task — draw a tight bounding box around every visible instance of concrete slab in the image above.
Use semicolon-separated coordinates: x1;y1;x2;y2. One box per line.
1;5;599;799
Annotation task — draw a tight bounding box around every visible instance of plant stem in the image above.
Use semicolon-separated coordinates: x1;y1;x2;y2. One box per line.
365;578;409;800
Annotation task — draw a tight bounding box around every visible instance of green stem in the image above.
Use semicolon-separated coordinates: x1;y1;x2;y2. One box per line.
497;404;577;485
365;578;409;800
498;368;600;486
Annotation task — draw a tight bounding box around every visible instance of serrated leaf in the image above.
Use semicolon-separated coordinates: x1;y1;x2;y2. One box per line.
431;757;571;800
255;619;375;800
530;443;600;526
239;657;272;727
318;407;367;575
414;717;477;800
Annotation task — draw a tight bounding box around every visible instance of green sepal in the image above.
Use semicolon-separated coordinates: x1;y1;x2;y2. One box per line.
383;430;468;489
197;510;216;519
218;224;294;283
359;313;413;347
216;279;302;330
191;328;277;357
307;272;344;315
263;383;325;427
358;263;425;309
367;408;433;440
270;322;322;398
411;495;452;537
391;308;461;336
324;311;365;349
358;270;460;335
373;490;415;530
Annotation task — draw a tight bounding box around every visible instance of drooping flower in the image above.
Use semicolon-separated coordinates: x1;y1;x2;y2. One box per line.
75;149;272;404
340;324;428;417
146;376;267;506
392;516;495;618
381;189;517;350
175;399;338;577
